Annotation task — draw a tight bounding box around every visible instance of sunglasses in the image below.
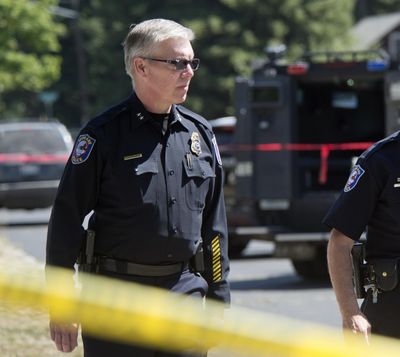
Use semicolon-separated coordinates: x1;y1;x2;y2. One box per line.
142;57;200;71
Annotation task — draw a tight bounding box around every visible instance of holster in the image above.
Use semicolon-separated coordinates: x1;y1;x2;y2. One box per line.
351;241;368;298
77;229;96;273
190;238;205;273
369;258;400;292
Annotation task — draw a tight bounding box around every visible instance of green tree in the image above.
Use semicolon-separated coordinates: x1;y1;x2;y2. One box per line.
67;0;353;122
188;0;355;116
0;0;64;118
9;0;355;124
355;0;400;20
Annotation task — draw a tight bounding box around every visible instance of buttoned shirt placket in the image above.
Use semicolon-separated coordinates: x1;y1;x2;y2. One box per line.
164;111;181;259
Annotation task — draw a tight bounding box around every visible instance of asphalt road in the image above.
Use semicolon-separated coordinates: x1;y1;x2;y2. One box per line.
0;207;342;330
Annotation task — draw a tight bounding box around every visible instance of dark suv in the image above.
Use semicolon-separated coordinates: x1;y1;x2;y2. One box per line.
0;121;73;209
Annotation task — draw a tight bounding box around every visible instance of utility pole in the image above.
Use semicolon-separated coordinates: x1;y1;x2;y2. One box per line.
51;2;89;126
71;0;90;126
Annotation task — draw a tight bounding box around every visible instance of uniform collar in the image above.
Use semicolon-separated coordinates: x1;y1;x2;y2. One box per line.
129;93;191;133
129;92;153;132
170;105;190;132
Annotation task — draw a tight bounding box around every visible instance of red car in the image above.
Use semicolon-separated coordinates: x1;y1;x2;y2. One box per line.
0;121;73;209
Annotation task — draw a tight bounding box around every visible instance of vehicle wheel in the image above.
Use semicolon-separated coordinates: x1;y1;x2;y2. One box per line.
291;246;329;281
228;237;250;258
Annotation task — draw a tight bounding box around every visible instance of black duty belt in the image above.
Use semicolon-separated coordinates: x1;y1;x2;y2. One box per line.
96;256;186;277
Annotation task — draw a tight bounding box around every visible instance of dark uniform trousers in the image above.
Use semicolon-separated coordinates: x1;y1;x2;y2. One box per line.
81;268;208;357
361;284;400;338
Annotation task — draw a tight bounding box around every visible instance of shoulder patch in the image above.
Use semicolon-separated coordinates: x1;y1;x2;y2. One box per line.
212;135;222;166
344;164;365;192
71;134;96;164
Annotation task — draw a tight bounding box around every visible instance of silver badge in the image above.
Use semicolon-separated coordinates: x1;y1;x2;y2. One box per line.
190;132;202;156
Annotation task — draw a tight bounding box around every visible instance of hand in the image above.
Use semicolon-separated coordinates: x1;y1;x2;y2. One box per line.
49;320;79;352
343;313;371;345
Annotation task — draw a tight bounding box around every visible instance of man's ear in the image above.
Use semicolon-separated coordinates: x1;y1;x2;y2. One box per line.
132;57;146;77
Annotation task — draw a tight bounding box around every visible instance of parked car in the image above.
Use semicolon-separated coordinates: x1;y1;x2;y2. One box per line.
0;121;73;209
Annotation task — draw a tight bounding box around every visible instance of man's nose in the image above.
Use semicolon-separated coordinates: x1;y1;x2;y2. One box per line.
181;64;194;77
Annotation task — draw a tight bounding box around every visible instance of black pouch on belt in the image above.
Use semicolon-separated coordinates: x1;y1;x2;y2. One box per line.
372;258;399;292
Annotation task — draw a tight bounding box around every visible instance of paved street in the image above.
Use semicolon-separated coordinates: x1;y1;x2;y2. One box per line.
0;207;341;330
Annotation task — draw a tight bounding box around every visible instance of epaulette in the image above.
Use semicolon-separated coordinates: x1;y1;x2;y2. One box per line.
359;130;400;160
87;97;131;130
176;105;212;131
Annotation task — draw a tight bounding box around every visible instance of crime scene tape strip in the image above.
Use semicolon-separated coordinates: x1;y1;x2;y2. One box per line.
220;141;373;184
2;264;400;357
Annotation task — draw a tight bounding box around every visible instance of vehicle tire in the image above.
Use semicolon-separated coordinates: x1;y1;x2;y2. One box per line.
228;237;250;258
291;246;329;281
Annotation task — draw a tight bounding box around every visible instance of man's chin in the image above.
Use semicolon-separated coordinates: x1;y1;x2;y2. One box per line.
175;94;188;104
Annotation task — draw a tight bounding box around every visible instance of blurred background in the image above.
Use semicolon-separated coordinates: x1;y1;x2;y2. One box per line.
1;0;396;128
2;1;400;355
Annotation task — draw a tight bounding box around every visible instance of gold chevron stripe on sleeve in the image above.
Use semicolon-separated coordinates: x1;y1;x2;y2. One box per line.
212;235;222;282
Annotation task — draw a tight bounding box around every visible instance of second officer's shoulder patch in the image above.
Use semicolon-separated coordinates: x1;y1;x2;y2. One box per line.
71;134;96;164
344;164;365;192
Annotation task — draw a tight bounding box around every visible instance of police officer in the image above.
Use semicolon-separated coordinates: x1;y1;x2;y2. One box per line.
46;18;230;357
323;130;400;343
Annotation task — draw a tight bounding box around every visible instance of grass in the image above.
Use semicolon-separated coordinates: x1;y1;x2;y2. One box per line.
0;236;83;357
0;304;83;357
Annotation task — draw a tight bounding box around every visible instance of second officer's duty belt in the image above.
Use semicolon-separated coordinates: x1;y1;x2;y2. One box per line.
96;256;187;277
351;242;400;303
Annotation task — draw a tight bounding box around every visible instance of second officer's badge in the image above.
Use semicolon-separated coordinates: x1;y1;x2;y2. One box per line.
190;132;202;156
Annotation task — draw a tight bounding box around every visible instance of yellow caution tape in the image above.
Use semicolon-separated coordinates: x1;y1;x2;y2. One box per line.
1;265;400;357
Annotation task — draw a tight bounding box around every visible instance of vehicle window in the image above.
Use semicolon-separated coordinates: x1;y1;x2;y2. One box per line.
251;85;281;105
0;128;68;154
297;79;384;143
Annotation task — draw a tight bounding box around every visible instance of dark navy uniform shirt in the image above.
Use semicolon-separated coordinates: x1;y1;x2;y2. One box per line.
323;131;400;259
46;93;230;304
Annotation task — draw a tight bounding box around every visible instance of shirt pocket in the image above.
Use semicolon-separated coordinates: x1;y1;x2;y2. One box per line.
132;159;159;205
183;156;215;211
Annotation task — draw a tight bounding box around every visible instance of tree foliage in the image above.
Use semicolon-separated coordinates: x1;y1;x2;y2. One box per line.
69;0;354;123
369;0;400;14
188;0;355;116
0;0;64;94
2;0;365;123
355;0;400;19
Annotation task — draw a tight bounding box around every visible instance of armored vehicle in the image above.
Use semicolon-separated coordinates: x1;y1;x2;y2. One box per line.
224;48;400;279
